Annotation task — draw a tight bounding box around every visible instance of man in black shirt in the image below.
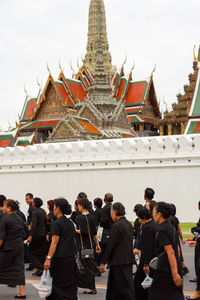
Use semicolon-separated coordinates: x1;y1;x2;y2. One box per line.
0;195;6;221
144;187;155;206
100;193;114;259
25;193;34;270
93;198;103;228
100;202;135;300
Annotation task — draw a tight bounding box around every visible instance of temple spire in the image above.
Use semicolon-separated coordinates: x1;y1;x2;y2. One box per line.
84;0;114;77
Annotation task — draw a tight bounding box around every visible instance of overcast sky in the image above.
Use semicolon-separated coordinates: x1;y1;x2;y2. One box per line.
0;0;199;129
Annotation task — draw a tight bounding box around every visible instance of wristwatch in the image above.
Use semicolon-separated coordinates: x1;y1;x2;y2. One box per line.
47;256;51;260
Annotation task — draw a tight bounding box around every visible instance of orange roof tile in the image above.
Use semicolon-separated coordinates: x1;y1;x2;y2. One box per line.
126;81;148;106
22;120;59;130
194;121;200;133
76;119;101;135
116;79;127;100
22;98;37;121
55;82;74;107
66;79;87;101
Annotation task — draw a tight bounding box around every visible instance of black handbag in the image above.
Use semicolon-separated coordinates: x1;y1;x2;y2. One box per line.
80;215;95;260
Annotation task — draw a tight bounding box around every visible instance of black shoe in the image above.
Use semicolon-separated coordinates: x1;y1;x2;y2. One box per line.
14;296;26;299
8;285;16;288
182;267;189;276
189;277;197;282
83;289;97;295
26;265;34;271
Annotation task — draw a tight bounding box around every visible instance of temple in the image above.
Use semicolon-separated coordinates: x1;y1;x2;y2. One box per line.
155;46;200;135
0;0;161;147
185;54;200;134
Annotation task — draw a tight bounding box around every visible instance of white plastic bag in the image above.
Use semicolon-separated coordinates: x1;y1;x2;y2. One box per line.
37;270;52;299
97;226;103;242
141;274;153;289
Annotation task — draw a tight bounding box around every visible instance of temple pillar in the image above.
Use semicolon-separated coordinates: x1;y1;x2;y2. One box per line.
139;124;144;132
159;125;164;136
167;123;173;135
181;122;185;134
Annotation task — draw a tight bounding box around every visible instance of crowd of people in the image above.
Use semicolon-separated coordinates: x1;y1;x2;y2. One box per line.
0;189;199;300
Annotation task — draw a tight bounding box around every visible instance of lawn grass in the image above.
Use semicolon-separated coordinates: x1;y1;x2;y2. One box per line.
180;223;196;232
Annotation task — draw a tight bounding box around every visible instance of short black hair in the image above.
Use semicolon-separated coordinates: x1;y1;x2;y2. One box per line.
145;188;155;200
137;207;151;220
105;193;113;203
94;198;103;209
26;193;33;199
77;192;87;200
54;198;72;215
169;203;176;216
78;198;90;210
155;202;171;219
33;197;43;208
133;204;143;213
0;195;6;207
112;202;125;216
5;199;19;212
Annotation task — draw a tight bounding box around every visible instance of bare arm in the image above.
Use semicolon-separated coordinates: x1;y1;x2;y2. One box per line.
178;224;185;244
44;235;60;270
0;238;3;248
164;245;183;287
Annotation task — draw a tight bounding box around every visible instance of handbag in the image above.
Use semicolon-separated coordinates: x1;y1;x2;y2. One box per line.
149;226;176;270
80;215;95;260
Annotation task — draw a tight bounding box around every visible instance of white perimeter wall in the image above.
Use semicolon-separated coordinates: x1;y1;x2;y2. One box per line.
0;134;200;222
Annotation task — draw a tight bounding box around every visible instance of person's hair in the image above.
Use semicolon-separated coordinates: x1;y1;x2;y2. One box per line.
198;201;200;207
148;200;157;213
33;197;43;208
169;203;176;217
77;192;87;200
26;193;33;199
75;200;79;207
155;202;171;219
137;207;151;220
145;188;155;200
94;198;103;209
54;198;72;215
5;199;19;212
0;195;6;207
133;204;143;213
105;193;113;203
47;200;54;211
112;202;125;216
78;198;90;210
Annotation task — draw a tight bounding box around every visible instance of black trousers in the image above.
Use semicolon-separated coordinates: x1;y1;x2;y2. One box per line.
195;241;200;291
29;236;49;270
106;264;135;300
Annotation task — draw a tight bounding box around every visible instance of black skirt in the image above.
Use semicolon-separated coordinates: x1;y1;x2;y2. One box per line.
76;258;97;290
47;256;77;300
0;244;25;285
148;270;184;300
106;264;135;300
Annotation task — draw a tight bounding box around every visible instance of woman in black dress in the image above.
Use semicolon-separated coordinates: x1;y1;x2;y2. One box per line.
134;207;158;300
76;197;101;295
28;197;49;276
47;200;56;224
44;198;77;300
148;202;184;300
0;199;26;299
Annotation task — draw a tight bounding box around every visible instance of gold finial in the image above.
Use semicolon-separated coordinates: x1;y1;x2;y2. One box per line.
24;85;29;97
47;63;51;75
151;63;156;77
130;61;135;73
37;78;42;90
122;55;127;67
193;45;199;67
77;58;80;70
81;54;85;65
70;60;75;78
163;98;168;112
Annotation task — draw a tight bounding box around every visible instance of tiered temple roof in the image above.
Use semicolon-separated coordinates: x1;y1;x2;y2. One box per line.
155;46;200;135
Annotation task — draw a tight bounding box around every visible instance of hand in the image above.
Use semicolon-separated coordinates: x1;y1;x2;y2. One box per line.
96;245;101;254
27;236;32;243
46;235;49;242
143;265;150;274
189;241;196;248
99;264;105;273
44;258;51;270
172;273;183;287
133;248;140;255
28;225;31;231
181;238;185;245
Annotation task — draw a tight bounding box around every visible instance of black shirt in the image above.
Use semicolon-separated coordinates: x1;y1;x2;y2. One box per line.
70;210;79;225
101;217;134;266
0;213;24;251
100;203;114;244
27;204;33;225
94;208;102;228
140;220;158;265
51;216;75;258
155;221;181;272
77;214;97;249
31;208;48;237
0;210;4;221
170;216;179;231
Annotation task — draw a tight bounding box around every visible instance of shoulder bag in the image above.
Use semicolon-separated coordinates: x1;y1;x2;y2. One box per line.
80;215;95;260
